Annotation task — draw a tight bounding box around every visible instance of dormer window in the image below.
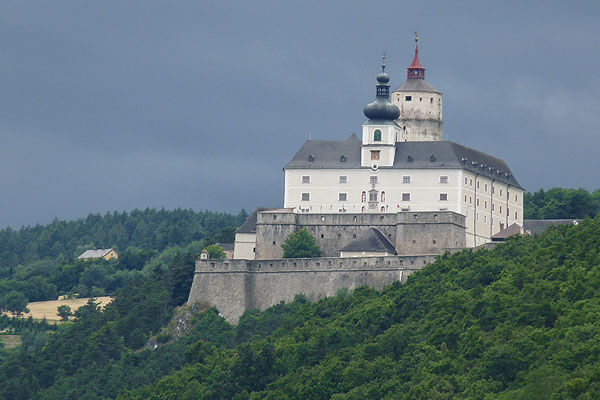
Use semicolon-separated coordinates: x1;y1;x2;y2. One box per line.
307;154;315;162
374;129;382;142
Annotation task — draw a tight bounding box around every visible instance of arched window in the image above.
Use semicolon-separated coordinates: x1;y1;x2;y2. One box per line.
361;206;365;213
374;129;382;142
361;191;366;202
380;206;385;212
381;191;386;202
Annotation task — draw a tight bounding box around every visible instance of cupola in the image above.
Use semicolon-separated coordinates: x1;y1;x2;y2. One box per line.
363;56;401;121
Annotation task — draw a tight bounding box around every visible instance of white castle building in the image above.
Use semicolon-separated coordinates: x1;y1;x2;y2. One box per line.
234;38;524;259
284;39;523;248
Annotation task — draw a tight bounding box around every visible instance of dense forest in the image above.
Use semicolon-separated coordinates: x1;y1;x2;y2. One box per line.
0;208;247;309
0;188;599;398
524;188;600;219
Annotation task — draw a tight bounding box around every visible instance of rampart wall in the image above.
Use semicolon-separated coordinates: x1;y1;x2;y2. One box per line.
188;254;437;324
255;211;465;259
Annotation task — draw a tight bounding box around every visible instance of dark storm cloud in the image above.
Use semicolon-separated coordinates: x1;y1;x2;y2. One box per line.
1;0;599;227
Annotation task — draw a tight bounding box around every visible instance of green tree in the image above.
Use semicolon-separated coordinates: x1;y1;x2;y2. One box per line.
167;252;196;306
282;228;321;258
57;305;73;321
2;290;29;317
203;244;226;259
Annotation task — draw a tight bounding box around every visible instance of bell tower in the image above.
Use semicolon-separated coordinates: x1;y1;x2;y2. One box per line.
392;33;443;142
361;56;403;168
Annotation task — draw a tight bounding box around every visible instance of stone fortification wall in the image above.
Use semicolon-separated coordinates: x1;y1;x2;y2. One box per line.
188;254;436;324
255;211;465;259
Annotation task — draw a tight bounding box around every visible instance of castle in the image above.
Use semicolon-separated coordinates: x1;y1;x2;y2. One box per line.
189;37;524;324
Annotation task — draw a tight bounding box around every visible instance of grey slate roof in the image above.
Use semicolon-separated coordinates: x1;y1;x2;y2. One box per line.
236;208;273;233
523;219;580;235
340;228;397;254
393;78;441;94
285;137;523;189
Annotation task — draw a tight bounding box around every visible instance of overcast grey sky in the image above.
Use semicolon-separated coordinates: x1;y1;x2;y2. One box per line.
1;1;599;228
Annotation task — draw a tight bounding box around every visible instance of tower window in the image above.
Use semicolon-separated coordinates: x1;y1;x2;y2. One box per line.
381;191;385;202
439;176;448;184
302;175;310;184
370;150;380;160
374;129;382;142
301;193;310;201
439;193;448;201
339;176;347;184
369;190;378;202
338;193;347;201
402;193;411;202
430;98;433;104
370;176;378;184
403;176;411;184
405;96;412;101
361;191;366;202
484;183;488;192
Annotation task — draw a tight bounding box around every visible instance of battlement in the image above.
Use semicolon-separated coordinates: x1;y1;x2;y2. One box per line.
189;254;439;324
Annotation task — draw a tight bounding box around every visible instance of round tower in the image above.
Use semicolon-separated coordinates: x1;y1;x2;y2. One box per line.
392;33;443;141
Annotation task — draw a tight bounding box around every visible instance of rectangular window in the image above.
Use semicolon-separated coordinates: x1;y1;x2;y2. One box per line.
440;193;448;201
484;200;487;209
405;95;412;101
339;175;347;184
403;176;411;183
402;193;411;202
492;186;495;194
477;198;480;207
492;203;495;211
515;194;518;202
301;193;310;201
465;195;467;202
465;177;468;185
302;175;310;184
500;189;503;196
370;176;378;184
370;150;380;160
369;191;378;201
500;205;502;214
484;215;487;224
440;176;449;184
469;196;472;204
470;179;473;186
477;181;480;189
515;211;518;219
484;183;488;192
476;212;479;221
338;193;347;201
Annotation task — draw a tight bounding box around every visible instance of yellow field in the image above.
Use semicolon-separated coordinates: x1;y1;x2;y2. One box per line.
19;297;113;321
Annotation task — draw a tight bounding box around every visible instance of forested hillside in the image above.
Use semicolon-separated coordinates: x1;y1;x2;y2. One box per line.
0;208;247;312
2;215;600;398
524;188;600;219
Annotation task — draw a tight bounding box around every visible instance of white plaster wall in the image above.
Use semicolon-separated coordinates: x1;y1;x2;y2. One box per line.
284;168;462;214
233;232;257;260
459;171;524;247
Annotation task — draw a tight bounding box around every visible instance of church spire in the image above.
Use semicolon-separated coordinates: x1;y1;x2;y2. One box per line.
407;32;425;80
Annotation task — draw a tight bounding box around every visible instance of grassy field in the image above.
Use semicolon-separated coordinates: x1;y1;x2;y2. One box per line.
0;335;22;349
20;297;113;321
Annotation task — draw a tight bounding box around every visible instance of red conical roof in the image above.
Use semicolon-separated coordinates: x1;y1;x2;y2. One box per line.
409;45;424;69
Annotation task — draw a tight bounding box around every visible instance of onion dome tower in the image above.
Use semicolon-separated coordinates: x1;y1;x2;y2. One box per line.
392;33;443;142
363;57;401;121
360;56;402;169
